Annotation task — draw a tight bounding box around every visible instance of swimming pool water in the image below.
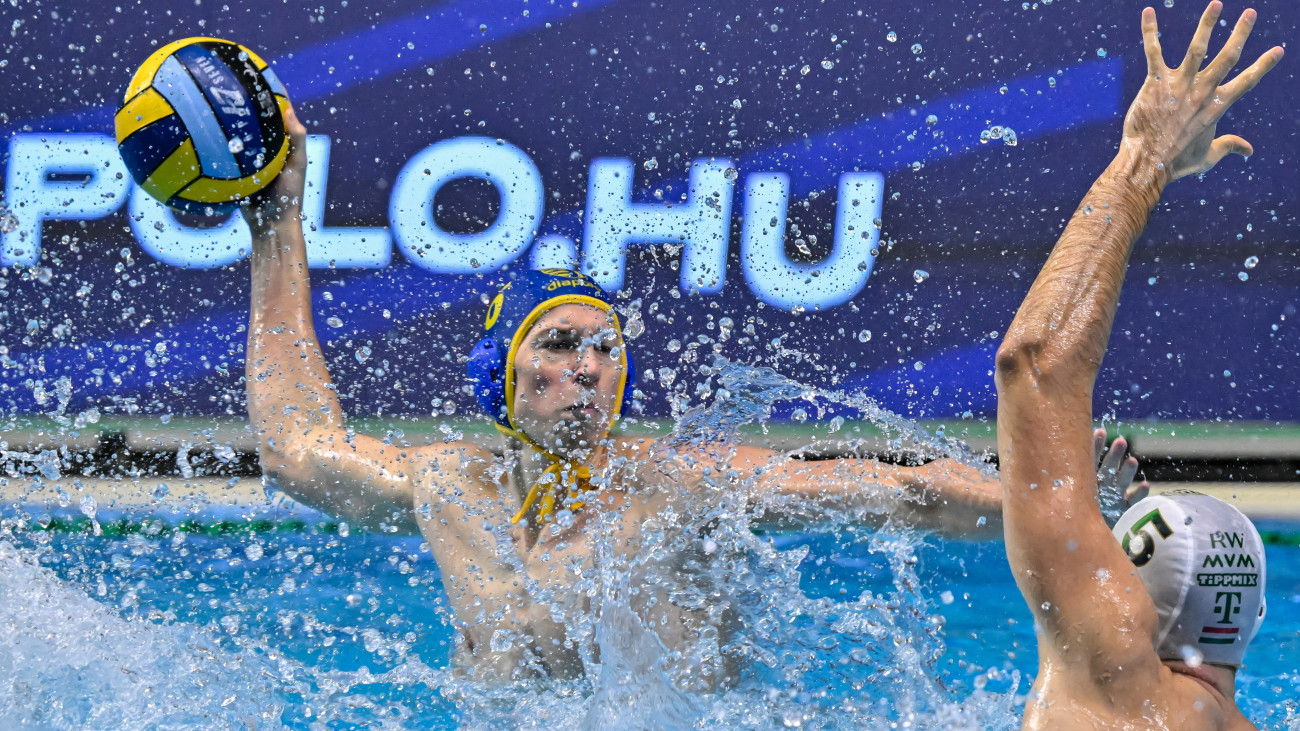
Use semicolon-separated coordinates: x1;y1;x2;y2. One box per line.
2;521;1296;730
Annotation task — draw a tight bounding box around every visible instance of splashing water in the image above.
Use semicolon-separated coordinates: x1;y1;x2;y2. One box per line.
0;360;1026;729
0;539;287;728
4;360;1295;729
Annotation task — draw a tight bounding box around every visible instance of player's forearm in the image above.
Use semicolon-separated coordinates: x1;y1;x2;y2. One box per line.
754;457;1000;537
897;458;1003;537
246;219;344;446
997;147;1169;392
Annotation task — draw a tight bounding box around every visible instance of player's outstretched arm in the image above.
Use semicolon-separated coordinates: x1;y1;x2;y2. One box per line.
995;0;1281;687
733;439;1139;537
243;104;489;533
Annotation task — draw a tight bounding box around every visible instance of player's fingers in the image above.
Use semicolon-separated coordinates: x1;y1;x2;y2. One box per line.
1102;436;1128;478
1116;456;1140;492
1125;480;1151;506
1206;134;1255;168
1203;9;1256;85
282;101;308;141
1180;1;1223;74
1142;7;1166;75
1219;46;1285;106
1093;427;1108;465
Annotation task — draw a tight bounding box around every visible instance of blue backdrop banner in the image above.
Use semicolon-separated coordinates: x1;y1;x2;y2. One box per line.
1;0;1295;422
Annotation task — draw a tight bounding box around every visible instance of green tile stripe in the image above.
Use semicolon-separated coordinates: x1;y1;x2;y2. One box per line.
17;515;1300;545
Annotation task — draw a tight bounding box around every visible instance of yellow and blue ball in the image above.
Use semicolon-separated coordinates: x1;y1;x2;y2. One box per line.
114;37;289;215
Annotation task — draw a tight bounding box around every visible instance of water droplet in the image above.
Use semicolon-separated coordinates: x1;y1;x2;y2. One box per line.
1244;255;1259;269
731;98;742;109
643;157;658;171
355;345;372;363
1164;0;1175;7
1097;48;1107;57
489;629;514;652
1148;277;1158;285
723;167;739;180
244;543;264;561
227;137;245;154
910;43;923;54
800;64;811;75
913;361;924;371
913;269;929;283
820;59;833;70
623;312;645;342
857;329;872;343
1180;644;1203;667
326;316;343;328
1238;271;1249;281
886;31;897;42
1003;128;1018;146
1048;76;1057;88
940;591;954;605
925;114;938;126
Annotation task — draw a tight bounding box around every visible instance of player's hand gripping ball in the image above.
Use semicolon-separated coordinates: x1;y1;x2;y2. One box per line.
114;37;290;214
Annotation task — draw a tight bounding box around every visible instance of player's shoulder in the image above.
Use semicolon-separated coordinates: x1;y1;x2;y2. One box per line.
407;440;499;494
1028;663;1242;730
1158;667;1253;731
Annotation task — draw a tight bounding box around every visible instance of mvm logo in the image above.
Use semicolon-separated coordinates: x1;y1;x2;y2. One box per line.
1202;553;1256;569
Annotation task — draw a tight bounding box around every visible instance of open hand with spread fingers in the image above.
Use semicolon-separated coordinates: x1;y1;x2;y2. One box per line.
1093;427;1149;526
1123;1;1284;182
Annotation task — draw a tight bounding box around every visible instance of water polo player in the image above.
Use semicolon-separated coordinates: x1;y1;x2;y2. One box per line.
242;128;1019;679
995;3;1282;728
239;110;1145;682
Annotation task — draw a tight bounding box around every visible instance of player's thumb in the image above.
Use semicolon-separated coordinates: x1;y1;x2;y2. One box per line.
1207;134;1254;168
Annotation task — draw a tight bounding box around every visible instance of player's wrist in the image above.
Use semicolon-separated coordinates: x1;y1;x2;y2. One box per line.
247;210;303;240
1107;144;1173;200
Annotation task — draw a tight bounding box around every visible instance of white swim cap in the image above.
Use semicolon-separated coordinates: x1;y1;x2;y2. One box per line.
1112;491;1267;668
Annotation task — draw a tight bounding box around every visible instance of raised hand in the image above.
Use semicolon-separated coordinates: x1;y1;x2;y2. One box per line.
1093;427;1149;526
1122;2;1283;182
241;102;309;235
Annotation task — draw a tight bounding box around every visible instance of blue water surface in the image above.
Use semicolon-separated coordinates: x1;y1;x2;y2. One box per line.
7;523;1299;729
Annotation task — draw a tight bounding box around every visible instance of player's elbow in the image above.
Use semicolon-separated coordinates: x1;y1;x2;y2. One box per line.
256;431;314;485
994;338;1043;389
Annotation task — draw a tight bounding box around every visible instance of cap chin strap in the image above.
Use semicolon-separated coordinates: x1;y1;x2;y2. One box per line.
501;422;602;525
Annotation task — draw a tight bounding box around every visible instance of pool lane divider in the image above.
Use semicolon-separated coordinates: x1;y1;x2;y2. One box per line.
12;513;1300;546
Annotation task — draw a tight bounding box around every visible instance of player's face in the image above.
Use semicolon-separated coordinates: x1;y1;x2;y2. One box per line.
511;303;626;454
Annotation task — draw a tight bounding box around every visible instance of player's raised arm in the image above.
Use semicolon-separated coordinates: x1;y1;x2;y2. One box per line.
994;0;1281;698
242;104;488;533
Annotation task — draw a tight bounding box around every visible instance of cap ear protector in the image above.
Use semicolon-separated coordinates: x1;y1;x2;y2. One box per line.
465;269;637;433
466;337;508;424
